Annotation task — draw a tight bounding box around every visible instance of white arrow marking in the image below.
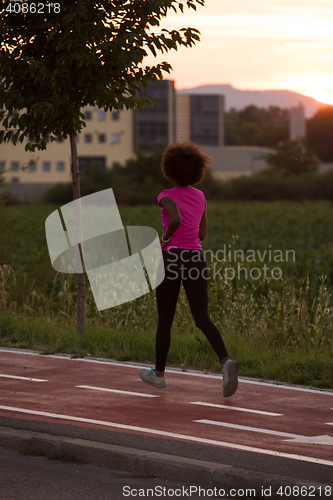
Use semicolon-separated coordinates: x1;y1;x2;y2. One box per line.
0;374;47;382
76;385;159;398
195;420;333;446
190;401;283;416
1;405;333;466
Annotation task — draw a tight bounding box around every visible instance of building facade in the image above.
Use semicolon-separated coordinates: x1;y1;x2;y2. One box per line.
205;145;274;179
1;81;290;201
0;106;134;201
289;105;306;140
176;94;224;146
133;79;175;152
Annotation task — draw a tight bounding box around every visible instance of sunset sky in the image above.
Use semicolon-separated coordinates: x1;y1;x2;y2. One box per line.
143;0;333;105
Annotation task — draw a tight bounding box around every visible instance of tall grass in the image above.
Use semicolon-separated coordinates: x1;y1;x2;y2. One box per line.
0;203;332;388
1;257;332;388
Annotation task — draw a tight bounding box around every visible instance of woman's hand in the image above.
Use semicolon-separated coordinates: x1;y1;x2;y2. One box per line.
159;238;168;249
155;238;168;249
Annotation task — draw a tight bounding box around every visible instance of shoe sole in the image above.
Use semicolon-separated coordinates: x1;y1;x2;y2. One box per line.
223;361;239;397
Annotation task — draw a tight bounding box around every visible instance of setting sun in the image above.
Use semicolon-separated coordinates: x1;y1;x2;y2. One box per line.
143;0;333;113
280;73;333;106
297;90;333;107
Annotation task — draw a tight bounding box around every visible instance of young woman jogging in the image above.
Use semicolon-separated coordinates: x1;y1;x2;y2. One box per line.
139;142;239;397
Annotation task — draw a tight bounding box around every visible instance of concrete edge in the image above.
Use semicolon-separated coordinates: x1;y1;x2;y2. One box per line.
1;427;331;495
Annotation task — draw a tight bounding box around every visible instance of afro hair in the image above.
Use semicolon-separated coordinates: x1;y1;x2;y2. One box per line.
161;142;211;187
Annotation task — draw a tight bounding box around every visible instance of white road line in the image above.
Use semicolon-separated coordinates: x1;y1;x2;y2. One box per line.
0;374;47;382
325;407;333;426
194;420;333;445
190;402;283;416
0;405;332;467
76;385;159;398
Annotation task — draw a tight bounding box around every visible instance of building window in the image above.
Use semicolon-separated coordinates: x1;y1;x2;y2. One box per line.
84;111;92;120
98;111;106;121
42;161;51;171
11;178;19;184
111;133;120;144
29;162;36;172
57;136;64;143
11;162;19;171
85;134;92;143
0;162;5;171
98;134;106;143
191;95;220;146
56;161;65;171
78;157;106;171
112;112;120;121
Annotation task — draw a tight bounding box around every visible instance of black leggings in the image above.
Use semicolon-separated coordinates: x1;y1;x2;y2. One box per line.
155;248;228;371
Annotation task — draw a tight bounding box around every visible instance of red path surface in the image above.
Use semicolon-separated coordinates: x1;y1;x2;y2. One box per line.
0;348;333;467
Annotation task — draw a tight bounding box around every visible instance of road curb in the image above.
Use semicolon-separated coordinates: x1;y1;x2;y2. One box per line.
0;427;331;497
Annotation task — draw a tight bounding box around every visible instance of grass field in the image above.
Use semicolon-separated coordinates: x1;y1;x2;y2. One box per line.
1;201;332;389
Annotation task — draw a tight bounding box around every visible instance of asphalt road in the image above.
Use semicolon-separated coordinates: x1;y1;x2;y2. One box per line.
1;348;333;499
1;447;235;500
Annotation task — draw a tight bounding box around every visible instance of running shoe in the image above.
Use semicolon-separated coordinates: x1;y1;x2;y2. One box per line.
222;359;239;397
139;367;166;388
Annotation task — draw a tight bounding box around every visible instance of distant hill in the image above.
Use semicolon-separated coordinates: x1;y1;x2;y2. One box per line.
177;84;323;118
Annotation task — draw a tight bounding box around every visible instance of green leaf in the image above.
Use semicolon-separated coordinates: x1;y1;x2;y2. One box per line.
0;0;203;144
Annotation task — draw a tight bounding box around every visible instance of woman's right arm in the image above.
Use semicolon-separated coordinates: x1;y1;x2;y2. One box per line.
159;196;182;247
198;211;207;241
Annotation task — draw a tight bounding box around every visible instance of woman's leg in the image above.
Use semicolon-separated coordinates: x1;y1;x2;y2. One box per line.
155;250;182;372
182;251;229;363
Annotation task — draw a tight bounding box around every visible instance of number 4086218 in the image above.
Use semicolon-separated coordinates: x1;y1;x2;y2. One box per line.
6;3;61;14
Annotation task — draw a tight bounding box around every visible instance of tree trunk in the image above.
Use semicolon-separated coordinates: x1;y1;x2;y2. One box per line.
70;130;86;334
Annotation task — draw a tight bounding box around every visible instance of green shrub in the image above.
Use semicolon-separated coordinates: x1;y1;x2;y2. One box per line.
216;170;333;202
41;149;223;205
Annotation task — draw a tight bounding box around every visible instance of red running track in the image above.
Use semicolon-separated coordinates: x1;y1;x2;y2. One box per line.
0;348;333;467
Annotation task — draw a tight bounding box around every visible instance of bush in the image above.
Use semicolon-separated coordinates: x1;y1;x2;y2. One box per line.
42;182;73;205
42;149;224;205
216;170;333;202
0;167;11;206
307;105;333;162
41;146;333;205
266;138;318;175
